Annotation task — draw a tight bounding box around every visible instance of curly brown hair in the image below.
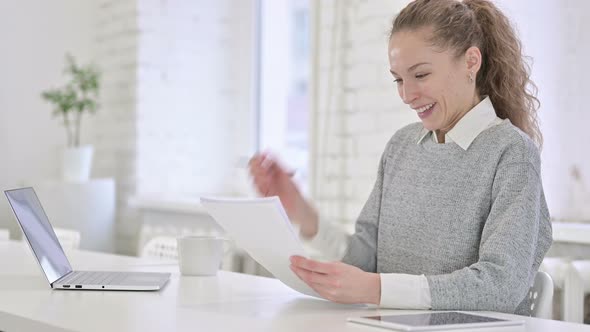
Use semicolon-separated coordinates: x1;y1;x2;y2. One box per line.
390;0;542;147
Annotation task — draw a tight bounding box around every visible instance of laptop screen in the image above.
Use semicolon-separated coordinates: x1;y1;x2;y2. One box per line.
5;188;73;284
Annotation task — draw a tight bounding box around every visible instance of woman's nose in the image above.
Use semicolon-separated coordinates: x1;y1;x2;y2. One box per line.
401;83;419;105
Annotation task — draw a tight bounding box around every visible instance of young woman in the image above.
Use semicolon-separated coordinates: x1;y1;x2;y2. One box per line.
249;0;551;315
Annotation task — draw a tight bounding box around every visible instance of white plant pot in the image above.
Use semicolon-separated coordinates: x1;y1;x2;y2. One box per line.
62;145;94;182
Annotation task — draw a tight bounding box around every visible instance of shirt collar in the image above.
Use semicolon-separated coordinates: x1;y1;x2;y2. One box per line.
416;96;498;150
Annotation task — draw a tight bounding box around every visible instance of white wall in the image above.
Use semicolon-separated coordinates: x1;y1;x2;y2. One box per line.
93;0;256;254
135;0;256;198
0;1;98;236
540;0;590;220
311;0;411;224
91;0;139;254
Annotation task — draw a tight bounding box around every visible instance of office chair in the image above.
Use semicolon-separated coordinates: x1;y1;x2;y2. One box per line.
529;271;554;319
540;257;574;320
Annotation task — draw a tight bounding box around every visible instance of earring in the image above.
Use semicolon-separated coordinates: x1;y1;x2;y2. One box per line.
468;72;474;83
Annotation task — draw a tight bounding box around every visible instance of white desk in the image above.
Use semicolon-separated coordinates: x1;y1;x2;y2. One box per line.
1;241;589;332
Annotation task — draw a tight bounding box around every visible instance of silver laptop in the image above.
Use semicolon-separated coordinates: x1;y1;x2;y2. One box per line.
5;187;170;291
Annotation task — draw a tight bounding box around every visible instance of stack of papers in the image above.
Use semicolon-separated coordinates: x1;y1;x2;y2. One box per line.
200;196;320;298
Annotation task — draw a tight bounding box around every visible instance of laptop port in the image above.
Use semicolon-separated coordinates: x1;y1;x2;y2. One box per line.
63;285;70;288
75;285;82;288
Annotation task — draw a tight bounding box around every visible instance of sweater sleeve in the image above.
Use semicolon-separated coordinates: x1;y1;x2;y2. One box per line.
426;161;551;313
339;150;387;272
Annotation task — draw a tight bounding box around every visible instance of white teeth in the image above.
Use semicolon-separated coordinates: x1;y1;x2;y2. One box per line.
415;103;435;113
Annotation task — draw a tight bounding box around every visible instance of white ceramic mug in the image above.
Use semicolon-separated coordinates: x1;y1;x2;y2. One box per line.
177;236;225;276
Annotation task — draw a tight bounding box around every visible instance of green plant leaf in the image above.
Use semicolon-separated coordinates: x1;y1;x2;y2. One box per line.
40;53;101;147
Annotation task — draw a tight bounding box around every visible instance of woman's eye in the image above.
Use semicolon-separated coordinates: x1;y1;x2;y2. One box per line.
394;78;403;84
416;73;430;79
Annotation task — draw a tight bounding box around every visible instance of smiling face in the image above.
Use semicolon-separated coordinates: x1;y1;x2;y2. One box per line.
389;27;482;134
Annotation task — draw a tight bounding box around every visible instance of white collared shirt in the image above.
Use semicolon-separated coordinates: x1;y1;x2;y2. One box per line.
306;96;506;309
416;96;505;150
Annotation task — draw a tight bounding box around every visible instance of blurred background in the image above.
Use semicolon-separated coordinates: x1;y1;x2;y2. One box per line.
0;0;589;322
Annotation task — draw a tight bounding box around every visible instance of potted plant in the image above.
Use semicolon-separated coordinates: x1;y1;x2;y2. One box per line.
41;54;100;182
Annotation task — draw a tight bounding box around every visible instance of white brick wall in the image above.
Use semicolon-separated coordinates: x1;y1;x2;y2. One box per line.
92;0;255;253
135;0;255;198
311;0;410;225
92;0;139;254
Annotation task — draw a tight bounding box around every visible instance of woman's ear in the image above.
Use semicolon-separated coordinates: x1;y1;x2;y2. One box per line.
465;46;482;75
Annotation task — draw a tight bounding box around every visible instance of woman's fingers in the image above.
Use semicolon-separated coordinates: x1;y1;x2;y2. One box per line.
290;264;339;288
290;256;336;274
249;152;297;197
250;157;277;177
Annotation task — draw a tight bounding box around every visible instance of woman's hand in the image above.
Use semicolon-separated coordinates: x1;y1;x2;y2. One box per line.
289;256;381;304
248;152;319;237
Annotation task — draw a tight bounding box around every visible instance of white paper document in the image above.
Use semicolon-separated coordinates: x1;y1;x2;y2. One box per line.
200;196;320;298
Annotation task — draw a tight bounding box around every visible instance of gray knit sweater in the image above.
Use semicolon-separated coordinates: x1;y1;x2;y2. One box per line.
342;121;552;315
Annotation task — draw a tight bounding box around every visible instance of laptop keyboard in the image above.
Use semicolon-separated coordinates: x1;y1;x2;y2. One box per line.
60;271;128;285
